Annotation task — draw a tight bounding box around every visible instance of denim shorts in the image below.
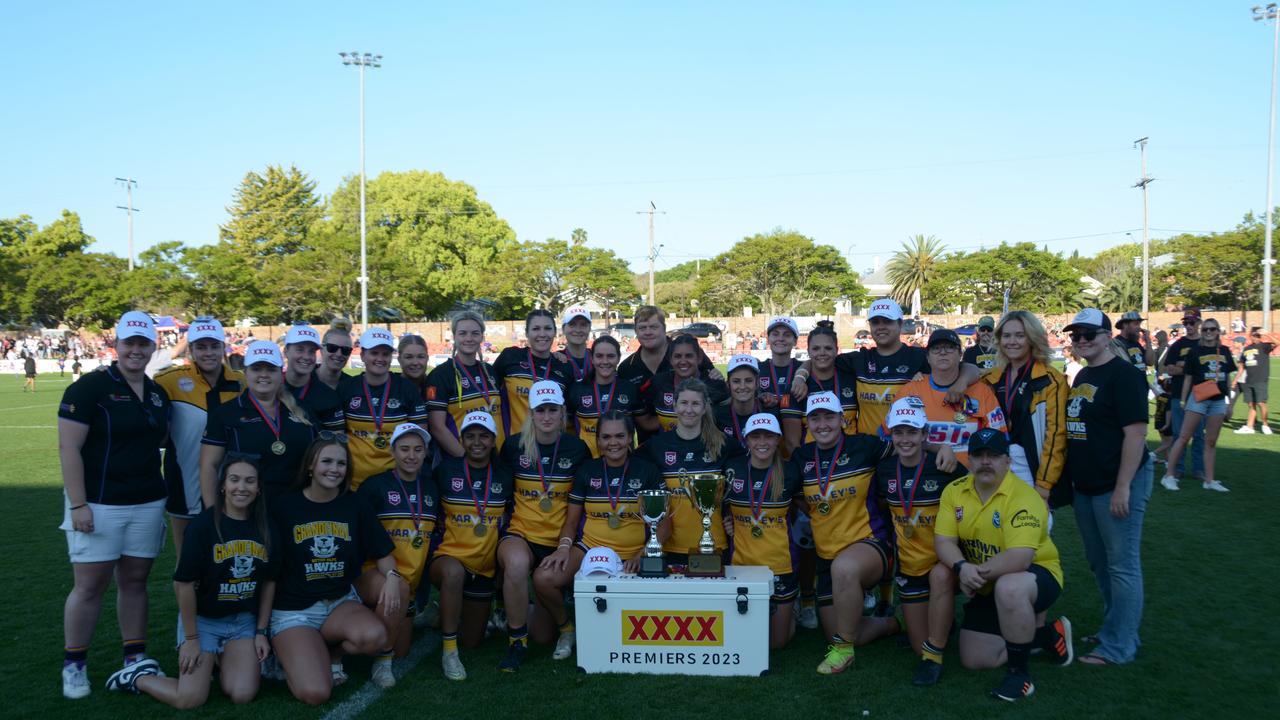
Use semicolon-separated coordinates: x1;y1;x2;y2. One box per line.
269;586;361;635
176;611;255;654
1184;395;1227;417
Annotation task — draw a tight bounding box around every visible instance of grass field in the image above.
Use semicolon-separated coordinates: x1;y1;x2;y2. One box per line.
2;365;1277;719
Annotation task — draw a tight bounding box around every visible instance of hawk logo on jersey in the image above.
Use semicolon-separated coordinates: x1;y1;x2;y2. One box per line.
387;398;401;410
349;397;361;409
923;478;938;492
178;377;195;393
451;478;464;492
150;392;163;407
581;395;593;408
1067;384;1098;418
665;452;677;465
590;477;603;489
387;491;401;505
460;375;471;388
491;483;503;494
628;478;643;490
842;386;854;398
311;536;337;558
955;507;964;521
230;555;254;579
559;457;573;469
663;393;674;407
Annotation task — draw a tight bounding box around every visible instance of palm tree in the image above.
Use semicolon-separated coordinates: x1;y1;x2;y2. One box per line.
886;234;946;307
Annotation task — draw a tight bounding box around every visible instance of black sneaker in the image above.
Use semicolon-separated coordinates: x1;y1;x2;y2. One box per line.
498;642;526;673
991;671;1035;702
1045;616;1074;666
912;658;942;686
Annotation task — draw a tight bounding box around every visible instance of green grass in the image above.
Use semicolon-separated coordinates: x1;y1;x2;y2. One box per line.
2;365;1278;719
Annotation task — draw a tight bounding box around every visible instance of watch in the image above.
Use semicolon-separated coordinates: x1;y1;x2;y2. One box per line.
256;627;269;637
952;560;966;574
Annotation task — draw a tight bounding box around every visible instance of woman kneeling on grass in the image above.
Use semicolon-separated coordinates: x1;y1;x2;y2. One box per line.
107;455;274;707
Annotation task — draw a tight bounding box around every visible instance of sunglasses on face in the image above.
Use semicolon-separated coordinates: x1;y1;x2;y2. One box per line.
1202;327;1220;333
324;343;353;356
1069;330;1100;342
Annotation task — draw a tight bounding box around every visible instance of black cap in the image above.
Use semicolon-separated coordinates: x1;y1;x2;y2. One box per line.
967;428;1009;456
927;328;961;349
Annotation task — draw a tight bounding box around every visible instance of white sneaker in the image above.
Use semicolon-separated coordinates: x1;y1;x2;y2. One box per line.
330;662;347;686
1234;426;1255;434
863;592;877;611
1160;475;1180;491
442;650;467;681
413;600;440;630
1263;425;1274;435
105;658;160;694
796;604;819;630
371;659;395;688
552;631;576;660
486;607;507;634
1202;480;1230;493
62;664;90;700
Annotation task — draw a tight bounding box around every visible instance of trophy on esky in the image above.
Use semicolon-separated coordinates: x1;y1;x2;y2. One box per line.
678;470;727;577
636;489;670;577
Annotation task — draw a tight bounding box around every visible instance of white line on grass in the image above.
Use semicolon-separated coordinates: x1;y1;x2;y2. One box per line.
0;425;55;429
319;631;440;720
3;403;60;412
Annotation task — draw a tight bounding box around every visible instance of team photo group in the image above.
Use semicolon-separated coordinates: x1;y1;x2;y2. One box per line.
59;295;1237;707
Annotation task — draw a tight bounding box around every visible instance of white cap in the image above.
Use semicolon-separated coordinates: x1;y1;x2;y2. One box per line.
887;396;928;429
359;327;396;350
187;317;225;344
529;380;565;409
767;316;799;337
244;340;284;368
1063;308;1112;333
805;391;841;416
561;306;591;325
726;354;759;375
578;547;623;578
390;422;431;447
744;413;782;436
460;410;497;435
868;298;904;321
115;311;157;342
284;323;322;347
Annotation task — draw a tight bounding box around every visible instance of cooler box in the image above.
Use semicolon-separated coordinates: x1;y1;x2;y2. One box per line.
573;565;772;676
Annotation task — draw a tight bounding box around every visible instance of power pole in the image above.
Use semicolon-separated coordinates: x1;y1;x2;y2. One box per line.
636;202;665;305
1132;138;1152;317
115;177;139;271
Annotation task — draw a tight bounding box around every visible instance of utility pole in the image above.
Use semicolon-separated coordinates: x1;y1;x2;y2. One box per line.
115;177;139;271
340;51;382;328
1254;4;1279;331
1132;138;1152;317
636;202;665;305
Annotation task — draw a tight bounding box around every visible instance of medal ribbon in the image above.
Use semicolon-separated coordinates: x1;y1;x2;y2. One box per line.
454;356;495;413
362;375;391;435
729;401;759;443
769;360;796;403
247;392;282;443
748;465;774;524
592;378;616;417
815;370;839;398
464;461;492;528
535;436;562;498
297;374;312;400
814;434;845;501
894;459;925;524
527;349;553;382
1002;359;1034;417
604;458;629;514
392;469;423;533
567;351;591;382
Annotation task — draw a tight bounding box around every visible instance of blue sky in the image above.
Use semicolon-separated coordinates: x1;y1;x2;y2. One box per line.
2;1;1273;275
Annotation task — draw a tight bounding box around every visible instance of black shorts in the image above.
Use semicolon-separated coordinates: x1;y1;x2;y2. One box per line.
895;570;932;605
960;564;1061;636
1243;384;1269;404
25;371;35;379
499;534;558;567
815;537;890;609
771;572;799;613
1153;395;1171;436
428;555;495;602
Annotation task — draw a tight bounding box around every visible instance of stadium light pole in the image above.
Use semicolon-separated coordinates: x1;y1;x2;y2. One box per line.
340;51;382;328
1253;5;1277;331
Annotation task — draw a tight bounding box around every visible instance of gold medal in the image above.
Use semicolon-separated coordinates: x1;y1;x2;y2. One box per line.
473;522;487;537
411;534;424;549
539;495;553;512
902;524;915;539
271;440;286;455
607;513;621;529
817;501;831;515
750;524;764;539
953;411;966;424
374;435;388;449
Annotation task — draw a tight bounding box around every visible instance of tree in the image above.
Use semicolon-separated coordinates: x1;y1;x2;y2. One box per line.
1161;212;1275;313
121;241;199;316
926;242;1084;313
886;235;946;307
693;229;866;316
219;165;322;258
1097;269;1143;313
489;231;639;316
21;252;130;328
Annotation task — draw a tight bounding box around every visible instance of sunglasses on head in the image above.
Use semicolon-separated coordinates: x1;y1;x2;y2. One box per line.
318;430;349;444
324;343;353;356
1069;329;1100;342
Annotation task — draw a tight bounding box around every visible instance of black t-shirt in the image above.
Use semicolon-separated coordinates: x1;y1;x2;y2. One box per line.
1065;358;1149;496
203;391;323;501
287;374;346;430
1117;336;1148;372
1241;342;1274;386
617;342;716;393
24;356;35;375
58;363;171;505
758;358;805;419
174;508;275;618
962;343;999;371
1184;344;1237;398
645;370;730;430
270;490;395;610
1164;336;1199;397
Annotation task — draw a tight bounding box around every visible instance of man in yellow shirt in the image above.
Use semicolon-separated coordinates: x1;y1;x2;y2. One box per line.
934;428;1072;702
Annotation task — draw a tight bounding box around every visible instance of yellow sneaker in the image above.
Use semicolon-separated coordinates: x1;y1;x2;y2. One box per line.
816;644;855;674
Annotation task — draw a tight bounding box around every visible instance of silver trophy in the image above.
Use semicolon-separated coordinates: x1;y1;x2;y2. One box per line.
636;489;670;577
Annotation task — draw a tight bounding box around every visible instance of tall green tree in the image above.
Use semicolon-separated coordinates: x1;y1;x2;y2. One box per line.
886;234;946;307
1161;212;1275;312
219;165;322;258
490;230;638;316
693;230;866;316
926;242;1084;313
21;252;130;328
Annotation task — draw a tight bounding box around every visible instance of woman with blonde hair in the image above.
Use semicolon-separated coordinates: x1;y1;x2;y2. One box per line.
315;318;354;391
426;311;504;456
983;310;1069;505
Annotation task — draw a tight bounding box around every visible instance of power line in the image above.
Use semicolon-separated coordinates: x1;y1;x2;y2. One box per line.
114;178;139;271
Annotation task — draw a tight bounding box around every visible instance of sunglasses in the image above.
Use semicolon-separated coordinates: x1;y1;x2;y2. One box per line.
1202;327;1220;333
318;430;349;444
1069;329;1100;342
324;343;353;356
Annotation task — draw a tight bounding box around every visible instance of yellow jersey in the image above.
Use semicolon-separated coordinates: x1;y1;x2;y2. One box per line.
792;435;894;560
431;457;513;578
498;432;591;547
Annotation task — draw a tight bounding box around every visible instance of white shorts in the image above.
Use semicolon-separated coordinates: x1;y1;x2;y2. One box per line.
60;497;167;563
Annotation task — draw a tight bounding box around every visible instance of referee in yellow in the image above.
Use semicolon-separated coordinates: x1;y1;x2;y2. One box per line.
934;428;1072;702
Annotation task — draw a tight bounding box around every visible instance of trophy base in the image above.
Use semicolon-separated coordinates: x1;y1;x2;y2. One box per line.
685;551;724;577
637;555;668;578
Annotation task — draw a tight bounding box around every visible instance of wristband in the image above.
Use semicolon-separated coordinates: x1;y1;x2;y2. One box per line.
386;568;403;580
952;560;966;575
184;633;199;641
70;503;87;510
256;627;269;637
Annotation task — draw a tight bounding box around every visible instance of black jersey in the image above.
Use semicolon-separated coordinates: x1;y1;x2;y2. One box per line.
492;347;573;437
287;374;345;430
270;490;394;610
174;508;274;618
645;370;730;432
203;391;322;502
639;429;745;553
